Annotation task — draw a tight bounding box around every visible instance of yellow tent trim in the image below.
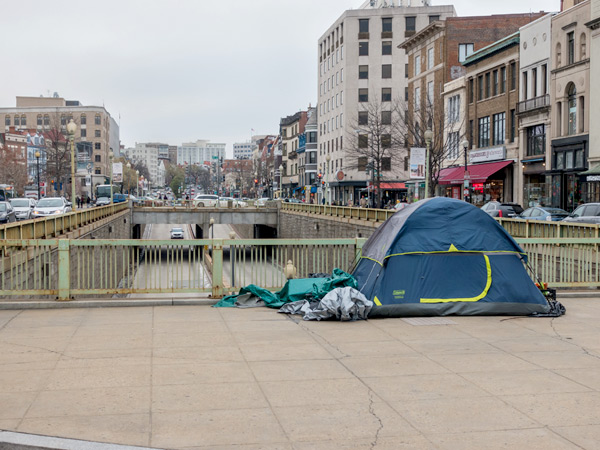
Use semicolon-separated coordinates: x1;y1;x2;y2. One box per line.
420;255;492;304
383;250;525;261
449;244;459;252
374;296;382;306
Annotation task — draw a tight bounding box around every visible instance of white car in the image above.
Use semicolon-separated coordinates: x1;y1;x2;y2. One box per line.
256;197;271;207
219;197;247;207
32;197;72;217
193;194;219;207
10;198;36;220
170;227;184;239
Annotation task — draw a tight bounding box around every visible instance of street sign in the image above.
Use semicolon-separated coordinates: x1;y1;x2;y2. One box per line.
212;156;218;159
464;188;469;197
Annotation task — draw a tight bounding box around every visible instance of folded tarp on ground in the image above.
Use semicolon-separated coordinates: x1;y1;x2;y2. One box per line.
213;268;358;309
279;287;373;321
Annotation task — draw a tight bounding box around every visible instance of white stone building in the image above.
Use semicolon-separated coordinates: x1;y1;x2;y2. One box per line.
317;0;455;205
178;140;226;166
233;142;254;160
123;143;165;187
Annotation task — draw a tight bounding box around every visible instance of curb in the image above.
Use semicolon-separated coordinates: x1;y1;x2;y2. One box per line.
0;430;163;450
0;298;217;310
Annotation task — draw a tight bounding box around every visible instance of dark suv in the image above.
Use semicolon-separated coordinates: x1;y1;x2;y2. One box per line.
481;201;524;218
562;203;600;224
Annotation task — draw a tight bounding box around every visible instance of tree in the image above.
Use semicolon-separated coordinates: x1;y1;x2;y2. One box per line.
187;164;210;191
170;173;184;196
345;97;408;207
0;141;27;194
402;95;466;198
44;112;76;196
131;161;150;182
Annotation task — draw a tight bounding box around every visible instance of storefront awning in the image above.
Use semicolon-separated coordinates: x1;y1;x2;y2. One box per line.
579;163;600;176
380;182;406;190
438;160;513;185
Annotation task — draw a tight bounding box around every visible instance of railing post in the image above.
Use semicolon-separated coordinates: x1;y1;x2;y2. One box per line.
57;239;71;301
211;241;224;298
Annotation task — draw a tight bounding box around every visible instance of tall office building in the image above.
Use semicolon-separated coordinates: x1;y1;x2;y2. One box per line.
317;0;455;205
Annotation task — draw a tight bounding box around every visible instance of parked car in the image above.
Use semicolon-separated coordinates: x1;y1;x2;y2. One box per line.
170;227;184;239
256;197;271;207
9;198;36;220
394;201;409;211
0;201;16;223
95;197;111;207
219;197;247;207
562;203;600;224
32;197;72;217
481;201;524;218
193;194;219;207
519;206;570;222
113;193;128;203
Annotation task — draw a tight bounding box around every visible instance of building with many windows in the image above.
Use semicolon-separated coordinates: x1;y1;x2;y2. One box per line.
462;33;522;205
517;14;554;208
122;143;165;187
280;111;308;198
0;96;119;182
317;0;455;205
233;142;255;160
549;0;591;210
177;140;226;166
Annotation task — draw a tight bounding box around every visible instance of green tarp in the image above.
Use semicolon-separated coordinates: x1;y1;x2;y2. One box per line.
213;269;357;309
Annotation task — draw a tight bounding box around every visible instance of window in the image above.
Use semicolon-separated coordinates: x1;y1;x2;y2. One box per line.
469;79;474;104
358;134;368;148
382;88;392;102
95;155;101;162
382;64;391;79
382;157;392;171
427;48;434;70
448;95;460;123
522;72;528;99
37;115;42;126
358;111;368;125
447;131;460;160
4;115;10;126
405;63;409;78
81;128;87;138
382;134;391;148
527;125;546;156
95;168;101;175
485;73;490;98
510;109;516;142
382;41;392;55
567;83;577;136
358;157;367;171
415;87;421;110
478;116;490;148
382;17;392;33
405;16;416;32
415;55;421;75
20;115;26;126
43;115;49;126
541;64;548;95
458;43;474;63
359;65;369;79
429;15;440;23
80;114;86;125
359;19;369;33
567;32;575;65
359;42;369;56
501;67;506;93
14;116;20;126
510;62;516;90
95;115;101;125
405;87;409;101
493;113;505;145
381;111;391;125
359;88;368;102
532;67;538;98
427;81;434;105
478;75;484;101
95;130;101;138
493;70;499;96
95;142;101;150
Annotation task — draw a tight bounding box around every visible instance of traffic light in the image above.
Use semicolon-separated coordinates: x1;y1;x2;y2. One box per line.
254;179;258;186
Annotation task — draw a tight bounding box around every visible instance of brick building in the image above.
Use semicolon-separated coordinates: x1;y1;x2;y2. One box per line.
400;13;546;200
462;32;522;205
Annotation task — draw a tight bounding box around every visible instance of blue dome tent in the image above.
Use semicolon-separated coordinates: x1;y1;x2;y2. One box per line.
353;197;555;317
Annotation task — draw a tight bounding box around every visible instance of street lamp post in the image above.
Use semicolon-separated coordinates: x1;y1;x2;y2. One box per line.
66;119;77;210
461;139;470;203
109;150;114;205
424;129;434;199
326;154;331;205
126;162;131;195
136;170;139;197
35;151;41;200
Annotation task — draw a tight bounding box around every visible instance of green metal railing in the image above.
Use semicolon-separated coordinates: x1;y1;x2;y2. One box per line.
0;203;129;240
0;238;366;300
283;203;394;223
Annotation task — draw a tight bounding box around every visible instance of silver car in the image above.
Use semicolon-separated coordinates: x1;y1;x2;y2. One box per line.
10;198;36;220
32;197;72;217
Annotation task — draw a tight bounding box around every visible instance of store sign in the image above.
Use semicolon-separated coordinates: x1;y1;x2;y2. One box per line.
112;162;123;183
410;147;426;179
587;176;600;182
469;146;506;163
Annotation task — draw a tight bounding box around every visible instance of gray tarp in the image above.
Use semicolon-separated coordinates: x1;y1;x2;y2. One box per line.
279;287;373;321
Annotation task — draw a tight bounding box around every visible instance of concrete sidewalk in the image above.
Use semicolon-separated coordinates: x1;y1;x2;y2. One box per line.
0;298;599;449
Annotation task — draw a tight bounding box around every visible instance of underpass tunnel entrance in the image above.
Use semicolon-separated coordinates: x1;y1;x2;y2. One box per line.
254;224;277;239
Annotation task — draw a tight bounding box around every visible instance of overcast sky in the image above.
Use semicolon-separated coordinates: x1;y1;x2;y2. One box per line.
0;0;559;156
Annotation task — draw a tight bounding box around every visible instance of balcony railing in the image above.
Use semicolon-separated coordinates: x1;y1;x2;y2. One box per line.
517;94;550;115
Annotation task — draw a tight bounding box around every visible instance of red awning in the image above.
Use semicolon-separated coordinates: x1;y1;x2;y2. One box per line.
438;160;513;185
380;182;406;190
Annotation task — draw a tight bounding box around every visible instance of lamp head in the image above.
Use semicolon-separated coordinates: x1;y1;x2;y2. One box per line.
66;119;77;136
424;129;434;143
35;151;41;158
461;139;470;150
